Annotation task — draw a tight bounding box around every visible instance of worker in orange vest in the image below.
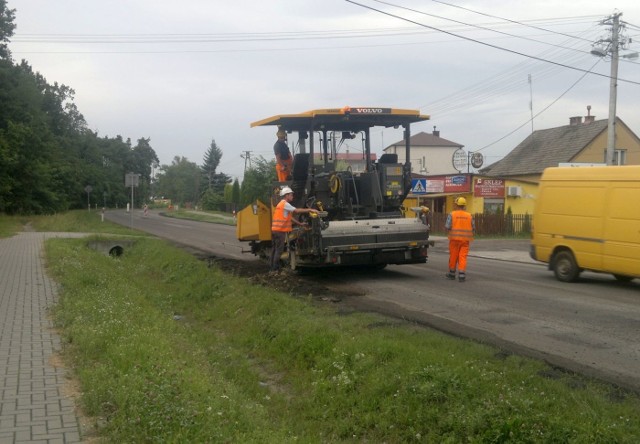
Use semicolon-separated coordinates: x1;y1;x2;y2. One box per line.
270;186;319;272
274;127;293;182
445;196;475;282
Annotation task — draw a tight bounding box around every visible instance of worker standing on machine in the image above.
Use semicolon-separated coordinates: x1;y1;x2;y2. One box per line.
274;127;293;182
445;197;475;282
270;186;319;273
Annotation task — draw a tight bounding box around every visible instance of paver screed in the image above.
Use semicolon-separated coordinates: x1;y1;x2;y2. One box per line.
0;233;85;443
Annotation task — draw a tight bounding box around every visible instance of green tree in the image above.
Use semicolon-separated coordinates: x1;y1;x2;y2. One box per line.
0;6;159;214
240;156;277;207
0;57;73;213
199;138;231;209
200;188;224;211
96;134;134;208
0;0;16;60
223;182;233;206
131;137;159;205
155;156;201;207
201;139;222;190
202;141;232;194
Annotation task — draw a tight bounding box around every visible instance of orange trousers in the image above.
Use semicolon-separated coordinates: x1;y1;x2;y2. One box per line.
448;239;470;272
276;157;293;182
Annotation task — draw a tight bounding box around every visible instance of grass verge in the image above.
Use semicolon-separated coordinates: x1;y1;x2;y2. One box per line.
0;210;140;237
0;215;25;238
46;237;640;443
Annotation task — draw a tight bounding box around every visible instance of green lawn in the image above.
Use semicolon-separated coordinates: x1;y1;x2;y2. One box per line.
0;210;141;237
3;210;638;442
45;236;640;443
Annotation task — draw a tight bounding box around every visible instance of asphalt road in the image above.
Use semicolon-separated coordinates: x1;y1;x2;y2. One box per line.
105;209;640;392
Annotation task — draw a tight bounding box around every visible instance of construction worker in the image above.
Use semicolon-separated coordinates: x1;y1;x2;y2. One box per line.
274;127;293;182
445;196;475;282
270;186;319;272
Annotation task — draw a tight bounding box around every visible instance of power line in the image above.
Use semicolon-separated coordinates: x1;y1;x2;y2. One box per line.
369;0;595;52
13;17;600;44
426;0;595;43
419;26;600;118
475;58;602;153
344;0;640;86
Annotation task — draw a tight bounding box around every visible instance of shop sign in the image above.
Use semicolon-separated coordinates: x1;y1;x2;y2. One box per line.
426;179;444;193
474;178;505;197
444;175;470;192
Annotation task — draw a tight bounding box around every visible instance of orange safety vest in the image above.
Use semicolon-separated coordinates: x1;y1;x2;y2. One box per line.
448;210;474;241
271;199;293;233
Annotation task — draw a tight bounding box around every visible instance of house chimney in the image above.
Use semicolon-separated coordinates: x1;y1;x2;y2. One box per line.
583;105;595;124
433;125;440;137
569;116;583;125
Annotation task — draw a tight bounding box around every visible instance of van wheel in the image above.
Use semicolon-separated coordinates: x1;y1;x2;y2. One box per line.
613;274;633;282
553;251;579;282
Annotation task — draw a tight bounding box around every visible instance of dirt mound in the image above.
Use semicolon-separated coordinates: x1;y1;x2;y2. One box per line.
204;255;365;302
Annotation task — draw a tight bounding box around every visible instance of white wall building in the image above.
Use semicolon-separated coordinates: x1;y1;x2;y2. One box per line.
383;129;463;176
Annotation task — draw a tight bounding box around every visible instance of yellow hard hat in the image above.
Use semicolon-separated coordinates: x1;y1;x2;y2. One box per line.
454;197;467;206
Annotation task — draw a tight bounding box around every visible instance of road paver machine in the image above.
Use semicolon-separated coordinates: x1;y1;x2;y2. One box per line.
237;106;432;270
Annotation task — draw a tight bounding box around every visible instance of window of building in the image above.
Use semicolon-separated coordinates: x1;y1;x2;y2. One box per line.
604;148;627;165
483;199;504;214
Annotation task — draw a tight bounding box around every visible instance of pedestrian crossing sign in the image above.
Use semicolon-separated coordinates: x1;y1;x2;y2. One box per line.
411;179;427;194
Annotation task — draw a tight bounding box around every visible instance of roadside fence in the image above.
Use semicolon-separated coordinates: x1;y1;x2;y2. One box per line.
431;212;532;237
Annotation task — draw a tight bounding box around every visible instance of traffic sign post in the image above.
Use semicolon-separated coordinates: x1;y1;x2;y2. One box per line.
84;185;92;211
410;179;427;194
125;173;141;230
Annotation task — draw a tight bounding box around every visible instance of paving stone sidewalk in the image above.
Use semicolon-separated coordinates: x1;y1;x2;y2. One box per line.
0;232;86;444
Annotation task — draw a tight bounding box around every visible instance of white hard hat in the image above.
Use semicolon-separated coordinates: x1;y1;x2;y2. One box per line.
279;186;293;196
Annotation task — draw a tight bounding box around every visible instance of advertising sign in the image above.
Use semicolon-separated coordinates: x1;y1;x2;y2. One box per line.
452;148;467;172
474;178;505;198
470;152;484;168
444;175;471;192
426;179;444;193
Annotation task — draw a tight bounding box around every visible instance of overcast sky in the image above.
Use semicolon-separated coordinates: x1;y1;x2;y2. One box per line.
7;0;640;181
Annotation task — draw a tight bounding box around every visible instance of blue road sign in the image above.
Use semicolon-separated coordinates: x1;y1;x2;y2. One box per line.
411;179;427;194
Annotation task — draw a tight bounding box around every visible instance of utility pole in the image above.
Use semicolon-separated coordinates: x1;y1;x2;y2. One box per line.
528;74;534;135
590;12;636;165
240;150;252;172
605;13;620;166
125;172;140;230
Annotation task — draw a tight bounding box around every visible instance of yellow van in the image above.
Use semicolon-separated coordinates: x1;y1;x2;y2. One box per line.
530;165;640;282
